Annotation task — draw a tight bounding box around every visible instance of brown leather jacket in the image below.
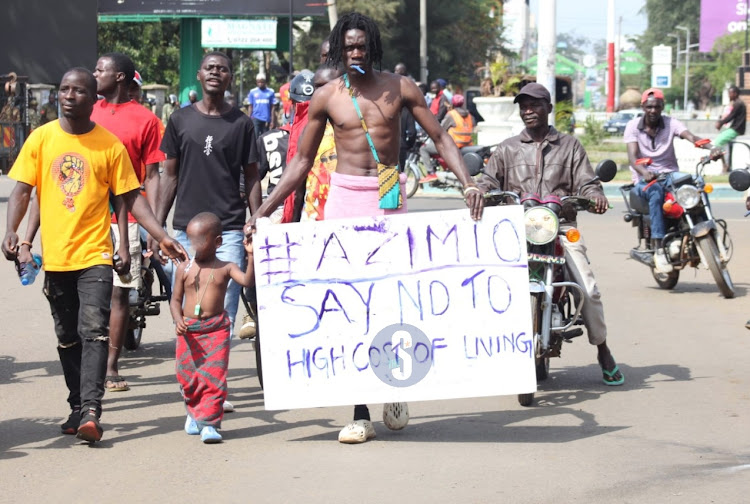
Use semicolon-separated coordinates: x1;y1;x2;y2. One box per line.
478;126;603;199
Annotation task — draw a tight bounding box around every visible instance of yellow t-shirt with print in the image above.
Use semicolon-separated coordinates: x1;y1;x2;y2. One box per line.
9;122;139;271
302;122;337;222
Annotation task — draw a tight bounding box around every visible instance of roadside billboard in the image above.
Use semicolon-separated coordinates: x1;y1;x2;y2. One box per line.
700;0;747;53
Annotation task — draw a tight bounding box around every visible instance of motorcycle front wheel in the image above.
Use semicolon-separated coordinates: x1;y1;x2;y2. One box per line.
518;295;546;407
404;160;421;198
124;325;143;351
697;235;735;298
651;268;679;290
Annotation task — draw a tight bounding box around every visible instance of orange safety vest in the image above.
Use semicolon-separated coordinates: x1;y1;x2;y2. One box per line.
447;109;474;148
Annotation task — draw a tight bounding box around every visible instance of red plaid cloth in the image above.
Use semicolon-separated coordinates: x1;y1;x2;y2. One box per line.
176;311;231;428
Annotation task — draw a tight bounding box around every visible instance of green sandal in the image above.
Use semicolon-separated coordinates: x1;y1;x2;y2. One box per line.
601;364;625;386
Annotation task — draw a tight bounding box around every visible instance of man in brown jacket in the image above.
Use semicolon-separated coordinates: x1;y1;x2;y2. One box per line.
477;82;624;386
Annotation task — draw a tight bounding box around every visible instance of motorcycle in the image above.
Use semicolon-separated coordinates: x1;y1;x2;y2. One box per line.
403;134;494;198
124;240;172;350
482;159;618;406
620;154;750;299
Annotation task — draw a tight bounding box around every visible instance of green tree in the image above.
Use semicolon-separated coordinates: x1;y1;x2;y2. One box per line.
98;20;181;91
636;0;713;109
289;0;501;88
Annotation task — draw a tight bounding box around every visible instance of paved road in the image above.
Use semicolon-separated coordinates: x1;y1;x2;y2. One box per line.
1;178;749;503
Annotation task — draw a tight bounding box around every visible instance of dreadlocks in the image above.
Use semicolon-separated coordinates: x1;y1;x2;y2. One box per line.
325;12;383;70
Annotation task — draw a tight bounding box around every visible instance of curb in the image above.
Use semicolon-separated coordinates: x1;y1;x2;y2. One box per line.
415;182;746;201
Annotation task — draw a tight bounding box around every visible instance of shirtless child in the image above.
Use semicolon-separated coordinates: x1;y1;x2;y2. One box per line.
170;212;255;444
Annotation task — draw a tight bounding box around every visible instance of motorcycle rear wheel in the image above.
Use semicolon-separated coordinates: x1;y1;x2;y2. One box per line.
697;235;734;298
651;268;679;290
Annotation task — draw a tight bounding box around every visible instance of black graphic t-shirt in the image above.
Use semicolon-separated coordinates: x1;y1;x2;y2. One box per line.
257;128;290;194
161;105;259;231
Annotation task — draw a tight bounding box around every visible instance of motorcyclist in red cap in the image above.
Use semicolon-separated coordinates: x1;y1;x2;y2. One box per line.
624;87;713;274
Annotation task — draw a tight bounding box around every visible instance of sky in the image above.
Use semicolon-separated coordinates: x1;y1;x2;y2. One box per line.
529;0;648;42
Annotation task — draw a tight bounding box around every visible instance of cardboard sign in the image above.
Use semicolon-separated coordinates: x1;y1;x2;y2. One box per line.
254;207;536;410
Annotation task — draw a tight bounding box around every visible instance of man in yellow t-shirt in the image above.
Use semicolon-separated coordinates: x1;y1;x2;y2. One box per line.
1;68;186;443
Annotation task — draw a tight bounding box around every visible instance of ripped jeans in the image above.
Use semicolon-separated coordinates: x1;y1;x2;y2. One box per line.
44;265;112;416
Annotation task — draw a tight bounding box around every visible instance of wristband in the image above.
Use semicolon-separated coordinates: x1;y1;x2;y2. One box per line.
19;241;32;249
463;186;481;195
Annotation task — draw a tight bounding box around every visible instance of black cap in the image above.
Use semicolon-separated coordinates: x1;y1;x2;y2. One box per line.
513;82;551;103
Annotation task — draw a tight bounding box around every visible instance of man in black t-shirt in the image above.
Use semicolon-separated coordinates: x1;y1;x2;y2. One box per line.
157;51;261;341
257;127;290;195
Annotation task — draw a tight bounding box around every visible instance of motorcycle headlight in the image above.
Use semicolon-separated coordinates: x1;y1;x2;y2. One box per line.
524;206;559;245
676;185;700;209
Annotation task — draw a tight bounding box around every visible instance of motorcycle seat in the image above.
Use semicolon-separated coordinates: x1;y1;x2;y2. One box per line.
628;187;650;215
460;145;487;155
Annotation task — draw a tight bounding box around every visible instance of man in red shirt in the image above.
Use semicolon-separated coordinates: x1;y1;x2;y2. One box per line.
92;53;165;392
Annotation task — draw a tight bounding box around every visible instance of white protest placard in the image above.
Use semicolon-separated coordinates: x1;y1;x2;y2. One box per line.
254;206;536;410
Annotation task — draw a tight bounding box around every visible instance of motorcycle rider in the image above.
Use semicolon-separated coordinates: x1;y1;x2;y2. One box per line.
477;82;624;386
713;85;746;173
624;88;712;274
419;94;475;183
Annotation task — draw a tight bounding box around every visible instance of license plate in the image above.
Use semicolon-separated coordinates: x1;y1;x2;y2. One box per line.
528;253;566;265
607;127;618;132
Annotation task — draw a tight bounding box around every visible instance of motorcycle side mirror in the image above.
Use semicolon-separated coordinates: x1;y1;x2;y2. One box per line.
729;168;750;192
463;151;484;177
595;159;618;183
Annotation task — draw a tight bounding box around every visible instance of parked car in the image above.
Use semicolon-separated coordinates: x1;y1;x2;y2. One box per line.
602;108;642;135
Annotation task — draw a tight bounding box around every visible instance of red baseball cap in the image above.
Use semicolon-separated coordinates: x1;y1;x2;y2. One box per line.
641;88;664;104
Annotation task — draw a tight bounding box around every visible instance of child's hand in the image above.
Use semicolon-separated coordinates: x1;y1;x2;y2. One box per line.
174;317;187;335
244;235;254;255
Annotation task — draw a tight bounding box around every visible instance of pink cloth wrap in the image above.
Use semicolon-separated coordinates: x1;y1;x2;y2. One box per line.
325;172;408;219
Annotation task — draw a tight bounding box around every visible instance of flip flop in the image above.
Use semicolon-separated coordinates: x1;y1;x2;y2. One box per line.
600;363;625;386
598;354;625;386
105;375;130;392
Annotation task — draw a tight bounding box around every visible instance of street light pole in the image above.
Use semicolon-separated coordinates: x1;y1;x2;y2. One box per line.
668;33;680;69
676;25;690;111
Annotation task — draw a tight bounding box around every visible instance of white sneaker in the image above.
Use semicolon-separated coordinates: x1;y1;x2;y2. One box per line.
239;314;257;340
382;402;410;430
223;400;234;413
654;249;673;274
338;419;376;444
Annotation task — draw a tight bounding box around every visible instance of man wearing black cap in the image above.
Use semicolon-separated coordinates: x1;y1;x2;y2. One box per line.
478;82;625;386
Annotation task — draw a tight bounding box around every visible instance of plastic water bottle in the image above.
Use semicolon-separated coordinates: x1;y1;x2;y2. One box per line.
17;254;43;286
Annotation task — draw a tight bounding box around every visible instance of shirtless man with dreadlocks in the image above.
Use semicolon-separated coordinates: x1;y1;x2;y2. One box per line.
248;11;484;444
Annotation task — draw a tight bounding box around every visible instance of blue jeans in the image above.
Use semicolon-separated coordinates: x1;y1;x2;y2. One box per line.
172;229;246;330
635;176;670;241
44;265;113;416
252;118;269;136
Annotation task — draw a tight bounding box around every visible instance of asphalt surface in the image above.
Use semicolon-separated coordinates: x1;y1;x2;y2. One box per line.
1;177;749;503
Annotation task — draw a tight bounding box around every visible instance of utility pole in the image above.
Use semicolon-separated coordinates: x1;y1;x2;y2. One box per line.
420;0;428;83
289;0;294;74
536;0;556;124
615;15;622;110
328;0;338;29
